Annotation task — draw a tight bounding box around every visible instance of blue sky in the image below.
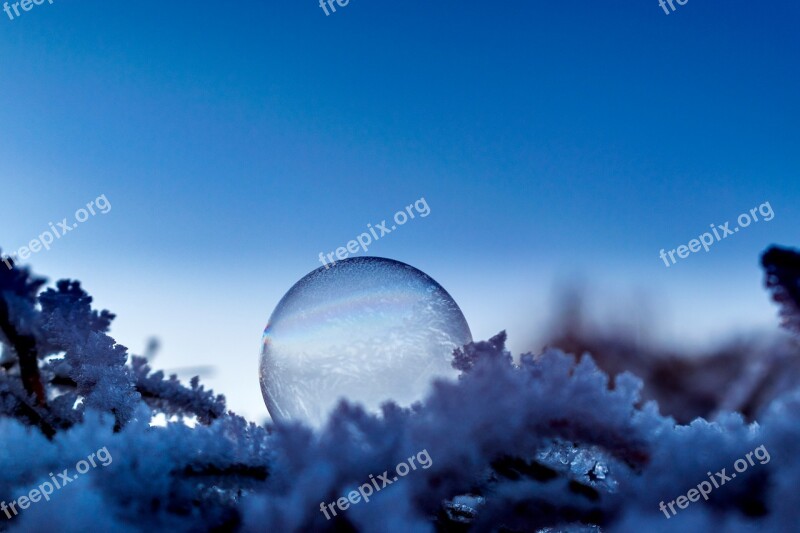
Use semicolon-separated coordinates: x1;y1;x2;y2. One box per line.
1;1;798;419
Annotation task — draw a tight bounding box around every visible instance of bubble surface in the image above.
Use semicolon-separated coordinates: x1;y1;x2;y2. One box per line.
259;257;472;427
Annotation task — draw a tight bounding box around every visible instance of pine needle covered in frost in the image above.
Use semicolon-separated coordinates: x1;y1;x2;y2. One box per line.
1;247;799;531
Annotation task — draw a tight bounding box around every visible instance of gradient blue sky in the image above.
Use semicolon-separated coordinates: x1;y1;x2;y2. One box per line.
1;1;798;419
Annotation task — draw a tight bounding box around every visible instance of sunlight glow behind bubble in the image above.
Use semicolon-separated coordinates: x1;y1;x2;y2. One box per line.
259;257;472;428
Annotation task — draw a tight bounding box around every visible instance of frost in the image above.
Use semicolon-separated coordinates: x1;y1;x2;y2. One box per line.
1;246;800;530
763;245;800;335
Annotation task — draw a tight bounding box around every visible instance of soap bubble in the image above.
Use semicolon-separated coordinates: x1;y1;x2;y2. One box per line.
259;257;472;428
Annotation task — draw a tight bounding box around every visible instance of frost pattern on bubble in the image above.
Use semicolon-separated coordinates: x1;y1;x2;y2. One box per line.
259;257;473;427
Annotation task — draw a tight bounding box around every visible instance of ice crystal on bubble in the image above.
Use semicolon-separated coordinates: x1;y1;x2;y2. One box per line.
259;257;472;427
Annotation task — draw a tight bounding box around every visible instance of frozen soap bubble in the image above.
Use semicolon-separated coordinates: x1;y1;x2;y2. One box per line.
259;257;472;428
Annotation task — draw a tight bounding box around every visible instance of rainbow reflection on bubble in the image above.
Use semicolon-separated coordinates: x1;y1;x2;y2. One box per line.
259;257;472;428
